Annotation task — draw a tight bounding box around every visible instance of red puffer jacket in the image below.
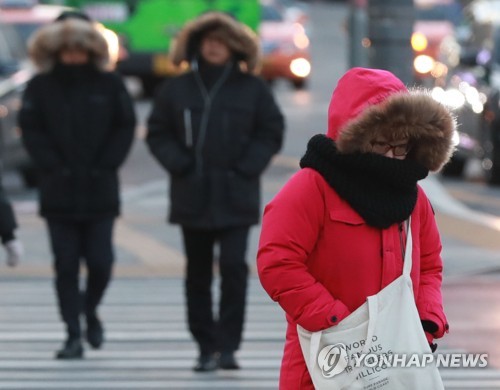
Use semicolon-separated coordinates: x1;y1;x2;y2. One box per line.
257;168;448;389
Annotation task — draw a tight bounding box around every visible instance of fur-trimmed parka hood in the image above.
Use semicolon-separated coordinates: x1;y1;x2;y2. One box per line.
170;12;260;73
28;18;109;72
328;67;456;172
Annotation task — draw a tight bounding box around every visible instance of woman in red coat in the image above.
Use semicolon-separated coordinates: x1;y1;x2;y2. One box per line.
257;67;454;389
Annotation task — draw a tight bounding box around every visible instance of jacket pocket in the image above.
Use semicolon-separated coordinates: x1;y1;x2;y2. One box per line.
226;171;259;215
223;104;254;133
221;104;254;152
39;169;75;214
183;109;194;148
88;170;119;214
329;208;365;225
170;172;207;217
174;106;202;149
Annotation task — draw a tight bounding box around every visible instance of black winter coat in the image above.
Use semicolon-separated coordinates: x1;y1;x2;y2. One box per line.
147;64;285;228
18;67;136;220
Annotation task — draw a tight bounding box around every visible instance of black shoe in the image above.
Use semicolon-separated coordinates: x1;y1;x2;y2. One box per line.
86;316;104;349
218;351;240;370
56;338;83;360
193;353;218;372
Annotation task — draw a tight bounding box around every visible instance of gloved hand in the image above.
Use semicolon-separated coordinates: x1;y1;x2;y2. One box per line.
422;320;439;353
5;238;23;267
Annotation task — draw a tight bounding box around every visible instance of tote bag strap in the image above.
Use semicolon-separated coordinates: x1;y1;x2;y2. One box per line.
402;217;413;277
365;218;413;351
363;296;378;353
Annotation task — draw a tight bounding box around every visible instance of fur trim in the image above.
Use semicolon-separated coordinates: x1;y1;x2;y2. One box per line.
28;18;109;72
170;12;260;73
336;89;456;172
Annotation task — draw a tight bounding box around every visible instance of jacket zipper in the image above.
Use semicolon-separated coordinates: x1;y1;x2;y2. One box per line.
183;108;193;148
399;220;409;261
192;60;232;175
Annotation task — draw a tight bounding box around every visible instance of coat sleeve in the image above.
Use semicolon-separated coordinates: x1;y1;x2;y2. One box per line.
18;78;65;171
257;169;351;332
234;80;285;177
145;81;193;176
415;188;449;339
93;74;136;170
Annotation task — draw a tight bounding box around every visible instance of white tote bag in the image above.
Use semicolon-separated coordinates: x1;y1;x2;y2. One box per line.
298;221;444;389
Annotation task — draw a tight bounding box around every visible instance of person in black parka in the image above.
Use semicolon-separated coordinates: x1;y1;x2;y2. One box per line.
18;15;136;359
146;12;285;372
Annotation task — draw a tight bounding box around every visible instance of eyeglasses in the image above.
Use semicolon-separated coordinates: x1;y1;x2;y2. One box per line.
370;141;411;157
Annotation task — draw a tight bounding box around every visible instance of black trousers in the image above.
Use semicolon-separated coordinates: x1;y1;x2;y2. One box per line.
181;226;250;355
47;218;115;339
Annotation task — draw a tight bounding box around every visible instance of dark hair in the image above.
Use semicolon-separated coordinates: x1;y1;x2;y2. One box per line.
55;10;92;23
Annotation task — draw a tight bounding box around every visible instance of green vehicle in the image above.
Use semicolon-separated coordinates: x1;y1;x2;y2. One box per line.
44;0;260;95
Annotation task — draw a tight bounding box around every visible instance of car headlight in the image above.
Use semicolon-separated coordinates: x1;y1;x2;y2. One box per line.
431;87;465;110
411;32;428;52
293;32;309;50
414;55;435;74
290;58;311;78
459;82;485;113
444;89;466;109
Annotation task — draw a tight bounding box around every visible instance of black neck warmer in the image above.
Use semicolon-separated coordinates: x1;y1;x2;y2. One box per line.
53;62;97;84
197;58;233;90
300;134;429;229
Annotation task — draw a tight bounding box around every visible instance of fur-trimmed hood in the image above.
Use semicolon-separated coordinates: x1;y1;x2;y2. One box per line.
170;12;260;73
328;67;456;172
28;18;109;72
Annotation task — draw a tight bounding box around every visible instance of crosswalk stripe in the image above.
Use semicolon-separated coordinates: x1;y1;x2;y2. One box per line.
0;277;498;389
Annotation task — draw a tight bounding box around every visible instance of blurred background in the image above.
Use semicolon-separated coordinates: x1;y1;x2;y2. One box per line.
2;0;500;389
4;0;500;185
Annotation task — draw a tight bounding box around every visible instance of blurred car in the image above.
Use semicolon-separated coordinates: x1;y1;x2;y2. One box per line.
259;3;311;89
0;20;34;185
346;0;462;86
263;0;309;25
408;0;492;179
0;0;123;70
430;0;500;182
430;70;487;177
0;0;69;42
463;23;500;184
411;0;463;86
